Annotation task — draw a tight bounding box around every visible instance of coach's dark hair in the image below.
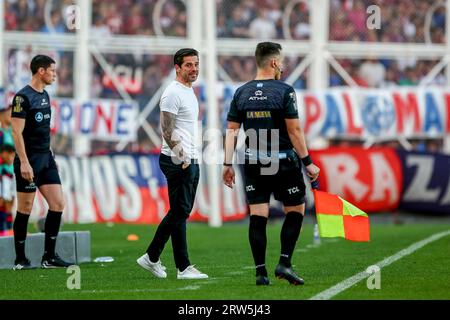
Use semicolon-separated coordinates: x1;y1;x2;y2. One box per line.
255;42;282;68
174;48;199;67
30;55;56;75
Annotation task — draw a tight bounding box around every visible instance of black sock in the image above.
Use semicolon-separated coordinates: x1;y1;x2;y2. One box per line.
249;215;268;277
13;211;30;260
44;210;62;258
279;212;304;268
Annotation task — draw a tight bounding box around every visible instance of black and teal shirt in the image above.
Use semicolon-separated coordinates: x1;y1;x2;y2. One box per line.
227;79;299;152
11;85;51;154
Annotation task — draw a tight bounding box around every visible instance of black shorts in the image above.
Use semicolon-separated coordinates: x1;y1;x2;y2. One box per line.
14;151;61;193
243;159;306;206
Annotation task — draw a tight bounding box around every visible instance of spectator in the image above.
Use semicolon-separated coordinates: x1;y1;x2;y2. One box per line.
41;10;66;33
249;8;277;39
359;58;386;88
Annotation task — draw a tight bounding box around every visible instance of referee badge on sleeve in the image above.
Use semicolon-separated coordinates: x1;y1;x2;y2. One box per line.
13;96;24;113
289;92;298;110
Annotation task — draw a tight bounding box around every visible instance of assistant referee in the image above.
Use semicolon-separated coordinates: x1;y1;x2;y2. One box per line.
11;55;73;269
222;42;320;286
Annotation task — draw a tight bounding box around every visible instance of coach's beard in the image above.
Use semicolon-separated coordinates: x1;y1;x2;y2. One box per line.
189;73;198;81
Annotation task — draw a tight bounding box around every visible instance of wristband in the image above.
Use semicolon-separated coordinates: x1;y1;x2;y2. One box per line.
301;155;312;166
223;163;232;167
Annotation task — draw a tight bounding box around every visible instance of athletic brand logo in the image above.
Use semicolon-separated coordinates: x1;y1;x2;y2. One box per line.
41;98;48;106
25;182;36;189
249;90;268;101
35;112;44;122
246;185;255;192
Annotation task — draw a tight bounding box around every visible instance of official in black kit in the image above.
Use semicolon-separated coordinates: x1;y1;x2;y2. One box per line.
11;55;73;269
222;42;320;285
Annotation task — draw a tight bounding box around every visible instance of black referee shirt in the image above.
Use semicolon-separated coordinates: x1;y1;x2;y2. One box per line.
11;85;52;154
227;79;299;152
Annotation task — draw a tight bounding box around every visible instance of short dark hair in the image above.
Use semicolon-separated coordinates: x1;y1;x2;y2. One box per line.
174;48;199;67
255;42;282;68
30;55;56;75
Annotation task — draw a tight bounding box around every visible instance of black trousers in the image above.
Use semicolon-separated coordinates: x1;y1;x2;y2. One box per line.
146;154;200;270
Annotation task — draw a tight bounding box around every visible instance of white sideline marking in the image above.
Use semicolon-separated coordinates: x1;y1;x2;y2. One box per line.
82;285;201;294
309;229;450;300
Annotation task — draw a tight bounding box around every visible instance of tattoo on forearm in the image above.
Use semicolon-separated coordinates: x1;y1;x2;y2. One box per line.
161;111;186;160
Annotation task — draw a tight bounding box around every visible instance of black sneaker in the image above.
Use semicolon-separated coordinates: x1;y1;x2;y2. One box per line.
274;264;305;285
13;257;36;270
256;275;270;286
41;254;74;268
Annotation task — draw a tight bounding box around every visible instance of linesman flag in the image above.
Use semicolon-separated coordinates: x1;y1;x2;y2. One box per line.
313;190;370;242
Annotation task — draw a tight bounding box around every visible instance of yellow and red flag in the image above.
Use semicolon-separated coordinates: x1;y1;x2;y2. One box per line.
313;190;370;242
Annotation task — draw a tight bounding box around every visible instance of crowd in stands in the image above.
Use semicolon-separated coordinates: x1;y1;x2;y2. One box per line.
5;0;187;36
91;0;187;36
329;0;446;43
331;58;446;87
219;55;307;88
5;0;74;33
5;0;446;42
217;0;310;39
6;48;74;97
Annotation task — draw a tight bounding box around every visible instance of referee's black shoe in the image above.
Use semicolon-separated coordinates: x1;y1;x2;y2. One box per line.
41;254;75;268
274;264;305;285
256;275;270;286
13;257;36;270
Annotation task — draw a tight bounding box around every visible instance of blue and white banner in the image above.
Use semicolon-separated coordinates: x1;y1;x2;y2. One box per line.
51;99;138;141
297;87;450;139
198;83;450;139
398;151;450;214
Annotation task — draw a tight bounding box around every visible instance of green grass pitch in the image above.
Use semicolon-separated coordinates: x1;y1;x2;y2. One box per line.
1;220;449;300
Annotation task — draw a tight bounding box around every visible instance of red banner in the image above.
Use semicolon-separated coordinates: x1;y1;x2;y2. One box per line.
310;148;403;212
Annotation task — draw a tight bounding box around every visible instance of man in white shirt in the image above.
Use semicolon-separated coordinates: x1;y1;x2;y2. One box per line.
137;48;208;280
249;8;277;39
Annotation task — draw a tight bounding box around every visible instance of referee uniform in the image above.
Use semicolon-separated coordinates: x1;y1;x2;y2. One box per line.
12;86;61;192
227;80;306;206
223;42;319;285
11;54;72;269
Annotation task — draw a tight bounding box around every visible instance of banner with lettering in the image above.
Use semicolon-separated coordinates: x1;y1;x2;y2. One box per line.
397;151;450;214
30;153;247;224
4;90;137;141
27;149;450;223
310;148;403;212
50;99;138;141
197;83;450;139
297;87;450;139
